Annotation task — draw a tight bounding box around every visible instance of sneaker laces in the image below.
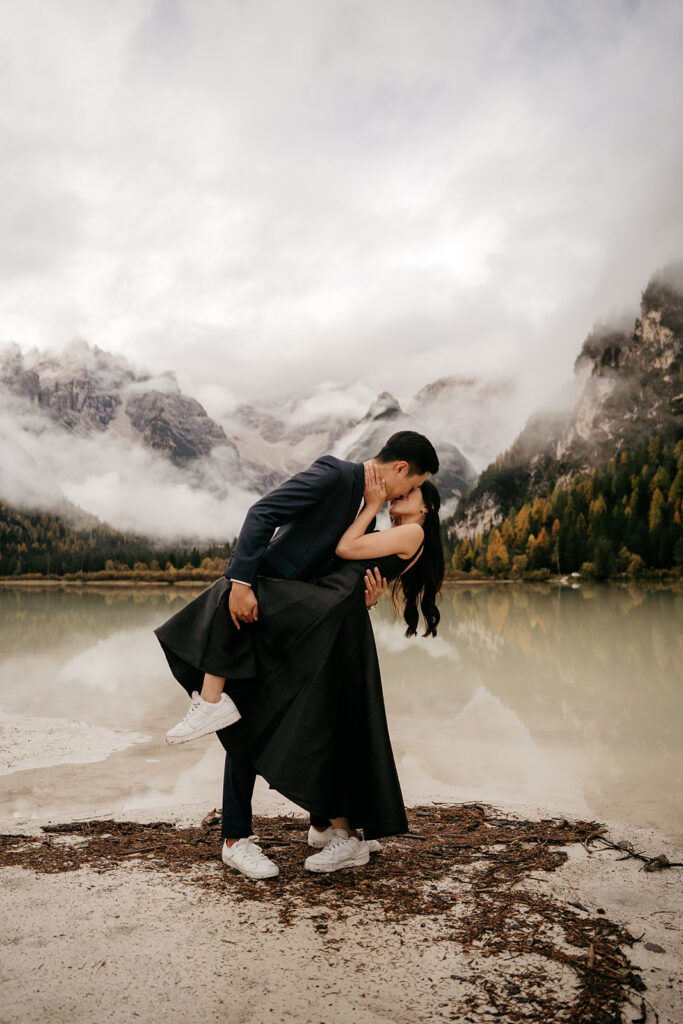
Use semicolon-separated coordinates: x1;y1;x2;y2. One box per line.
231;835;270;867
314;831;356;860
178;692;204;724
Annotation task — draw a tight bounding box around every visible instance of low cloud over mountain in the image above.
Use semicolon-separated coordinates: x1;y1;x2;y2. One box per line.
0;338;516;540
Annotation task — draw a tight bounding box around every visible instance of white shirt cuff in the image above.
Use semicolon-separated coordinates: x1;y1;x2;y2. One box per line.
229;578;252;587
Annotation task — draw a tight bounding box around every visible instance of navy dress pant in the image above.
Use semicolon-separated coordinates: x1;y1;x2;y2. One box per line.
216;725;330;838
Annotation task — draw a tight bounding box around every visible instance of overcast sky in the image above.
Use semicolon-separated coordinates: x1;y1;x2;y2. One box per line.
1;0;682;416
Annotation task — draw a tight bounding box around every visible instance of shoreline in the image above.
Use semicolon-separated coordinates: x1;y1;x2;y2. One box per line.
1;574;681;589
2;797;681;1024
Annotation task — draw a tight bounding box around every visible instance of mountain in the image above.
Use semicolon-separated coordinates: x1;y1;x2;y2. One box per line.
406;374;523;470
228;373;520;486
0;338;238;462
228;401;356;485
0;339;257;540
338;392;477;512
0;337;520;538
452;261;683;538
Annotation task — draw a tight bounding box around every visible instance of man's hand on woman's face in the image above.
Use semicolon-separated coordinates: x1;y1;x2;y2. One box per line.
364;566;387;608
364;461;388;511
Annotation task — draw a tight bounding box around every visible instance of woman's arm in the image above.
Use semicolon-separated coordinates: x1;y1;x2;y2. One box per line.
336;520;423;560
335;462;423;560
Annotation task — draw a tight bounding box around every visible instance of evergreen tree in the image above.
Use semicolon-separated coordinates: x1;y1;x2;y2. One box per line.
444;423;682;579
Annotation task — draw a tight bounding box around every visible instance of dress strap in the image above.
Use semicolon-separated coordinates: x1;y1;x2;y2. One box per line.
400;539;424;571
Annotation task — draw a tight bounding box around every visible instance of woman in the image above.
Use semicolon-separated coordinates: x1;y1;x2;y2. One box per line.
154;468;444;859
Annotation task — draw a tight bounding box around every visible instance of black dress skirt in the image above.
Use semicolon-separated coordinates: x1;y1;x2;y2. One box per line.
153;552;415;839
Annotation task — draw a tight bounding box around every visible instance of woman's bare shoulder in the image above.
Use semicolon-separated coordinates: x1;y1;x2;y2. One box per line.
390;523;424;554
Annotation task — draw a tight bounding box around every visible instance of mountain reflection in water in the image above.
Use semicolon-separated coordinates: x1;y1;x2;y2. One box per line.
0;581;680;840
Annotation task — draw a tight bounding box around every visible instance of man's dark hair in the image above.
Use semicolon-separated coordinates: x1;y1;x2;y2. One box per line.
375;430;439;475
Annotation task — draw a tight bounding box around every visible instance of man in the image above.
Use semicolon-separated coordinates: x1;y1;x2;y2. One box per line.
175;430;438;878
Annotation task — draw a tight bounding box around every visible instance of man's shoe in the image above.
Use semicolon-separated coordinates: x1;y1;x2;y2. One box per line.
304;828;370;873
307;824;382;853
165;691;241;745
221;836;279;879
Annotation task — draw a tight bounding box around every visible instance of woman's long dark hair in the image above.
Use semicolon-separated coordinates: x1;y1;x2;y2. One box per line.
390;480;444;638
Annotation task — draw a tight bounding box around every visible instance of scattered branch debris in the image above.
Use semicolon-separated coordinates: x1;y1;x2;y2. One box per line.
2;803;675;1023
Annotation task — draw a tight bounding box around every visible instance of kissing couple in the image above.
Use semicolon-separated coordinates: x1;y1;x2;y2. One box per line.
154;430;444;879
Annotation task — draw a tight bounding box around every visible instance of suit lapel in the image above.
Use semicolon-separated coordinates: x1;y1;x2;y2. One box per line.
345;462;365;528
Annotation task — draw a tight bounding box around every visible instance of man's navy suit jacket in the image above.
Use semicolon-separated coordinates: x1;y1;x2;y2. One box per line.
223;455;371;587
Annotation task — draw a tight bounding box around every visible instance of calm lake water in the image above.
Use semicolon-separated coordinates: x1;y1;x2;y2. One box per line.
1;581;681;841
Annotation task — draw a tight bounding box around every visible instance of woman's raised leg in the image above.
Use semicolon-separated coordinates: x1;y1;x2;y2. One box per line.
165;673;241;745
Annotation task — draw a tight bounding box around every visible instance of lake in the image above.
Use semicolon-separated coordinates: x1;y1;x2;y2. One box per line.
1;580;681;841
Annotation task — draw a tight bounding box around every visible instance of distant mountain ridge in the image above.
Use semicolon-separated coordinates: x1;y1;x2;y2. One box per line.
0;339;503;536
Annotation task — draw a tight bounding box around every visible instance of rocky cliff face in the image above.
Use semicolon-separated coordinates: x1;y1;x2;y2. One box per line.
0;339;132;433
552;294;681;466
125;390;231;461
452;261;683;538
0;339;254;538
0;339;237;464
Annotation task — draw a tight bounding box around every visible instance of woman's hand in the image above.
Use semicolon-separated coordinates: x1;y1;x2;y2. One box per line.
364;461;388;512
364;566;387;608
336;463;390;560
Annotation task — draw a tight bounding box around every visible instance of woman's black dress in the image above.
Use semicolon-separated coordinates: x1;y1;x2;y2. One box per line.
153;551;418;839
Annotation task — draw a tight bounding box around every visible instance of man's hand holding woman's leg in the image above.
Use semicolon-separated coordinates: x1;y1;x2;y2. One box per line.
229;581;259;629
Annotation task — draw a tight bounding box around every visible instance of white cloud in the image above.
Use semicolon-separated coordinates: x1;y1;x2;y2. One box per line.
0;397;256;541
287;380;377;425
0;0;681;417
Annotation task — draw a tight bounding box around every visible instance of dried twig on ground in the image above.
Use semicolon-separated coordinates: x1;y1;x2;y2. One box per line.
586;833;682;871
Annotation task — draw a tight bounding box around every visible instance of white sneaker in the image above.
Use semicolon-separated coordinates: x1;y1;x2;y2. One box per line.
165;690;241;745
304;828;370;873
221;836;279;879
307;824;382;853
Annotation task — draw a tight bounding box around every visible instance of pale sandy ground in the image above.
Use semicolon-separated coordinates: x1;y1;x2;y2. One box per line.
1;798;681;1024
0;714;150;776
